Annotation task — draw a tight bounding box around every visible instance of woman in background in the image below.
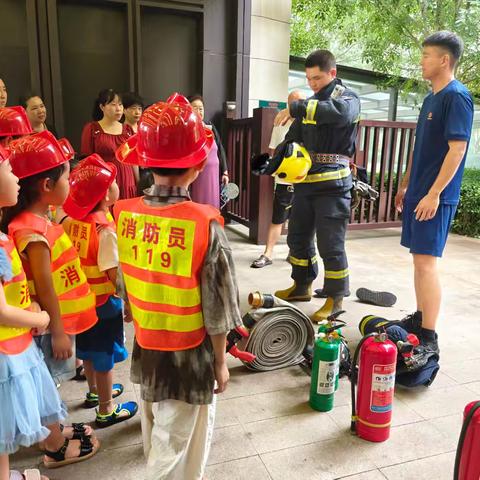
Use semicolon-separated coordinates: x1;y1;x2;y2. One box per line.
81;89;136;199
20;94;57;136
122;92;144;190
188;94;229;208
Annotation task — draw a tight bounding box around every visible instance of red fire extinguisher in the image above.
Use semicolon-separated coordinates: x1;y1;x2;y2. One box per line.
454;401;480;480
350;332;397;442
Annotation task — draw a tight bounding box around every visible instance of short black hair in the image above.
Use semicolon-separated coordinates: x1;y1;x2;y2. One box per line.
187;94;203;104
19;92;42;109
0;164;66;232
305;49;336;72
122;92;144;110
150;167;190;177
92;88;121;121
422;31;464;66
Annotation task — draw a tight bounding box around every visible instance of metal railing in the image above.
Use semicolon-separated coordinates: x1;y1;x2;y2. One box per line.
224;109;416;243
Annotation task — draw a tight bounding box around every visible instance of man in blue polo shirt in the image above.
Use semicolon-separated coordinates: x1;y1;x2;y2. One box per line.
395;31;474;357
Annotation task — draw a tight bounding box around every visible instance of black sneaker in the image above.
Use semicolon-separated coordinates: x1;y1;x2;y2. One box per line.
356;288;397;307
397;311;423;335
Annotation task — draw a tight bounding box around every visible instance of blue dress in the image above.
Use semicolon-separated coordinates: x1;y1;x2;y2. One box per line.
0;245;67;454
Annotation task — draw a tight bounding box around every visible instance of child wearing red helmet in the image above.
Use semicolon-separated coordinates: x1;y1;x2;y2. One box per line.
0;144;99;474
0;130;101;468
62;154;138;427
114;93;243;479
0;106;33;147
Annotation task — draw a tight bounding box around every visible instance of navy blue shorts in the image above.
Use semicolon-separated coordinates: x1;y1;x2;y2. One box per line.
401;202;457;257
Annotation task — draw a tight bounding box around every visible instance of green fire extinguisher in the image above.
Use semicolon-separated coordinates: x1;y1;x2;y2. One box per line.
316;313;346;392
310;331;340;412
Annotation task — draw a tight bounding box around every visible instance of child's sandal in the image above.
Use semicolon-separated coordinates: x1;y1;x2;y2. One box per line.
83;383;124;408
38;423;94;451
43;436;99;469
95;401;138;428
60;422;94;440
10;470;48;480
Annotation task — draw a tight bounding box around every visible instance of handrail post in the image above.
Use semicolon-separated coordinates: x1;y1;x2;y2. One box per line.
249;107;277;244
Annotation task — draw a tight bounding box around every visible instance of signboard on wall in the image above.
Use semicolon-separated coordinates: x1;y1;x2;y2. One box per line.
259;100;287;110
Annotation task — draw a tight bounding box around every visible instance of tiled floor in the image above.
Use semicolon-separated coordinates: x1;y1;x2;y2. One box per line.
11;227;480;479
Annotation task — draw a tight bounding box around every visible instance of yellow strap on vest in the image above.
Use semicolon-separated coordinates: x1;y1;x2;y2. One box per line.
302;100;318;125
123;272;201;307
59;291;96;316
130;302;204;332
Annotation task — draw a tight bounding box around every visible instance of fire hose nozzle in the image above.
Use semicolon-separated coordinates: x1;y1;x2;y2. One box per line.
248;291;275;308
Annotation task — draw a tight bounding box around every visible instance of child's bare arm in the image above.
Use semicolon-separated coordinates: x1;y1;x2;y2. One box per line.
210;333;229;394
0;283;50;330
105;266;117;286
25;241;72;360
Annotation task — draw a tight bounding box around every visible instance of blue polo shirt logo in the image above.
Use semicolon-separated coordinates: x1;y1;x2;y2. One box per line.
427;112;433;120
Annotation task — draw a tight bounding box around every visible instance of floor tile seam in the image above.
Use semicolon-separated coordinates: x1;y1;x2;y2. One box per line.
373;447;458;471
99;440;144;452
256;434;351;458
218;384;311;402
333;467;387;479
247;426;348;455
400;402;471;421
234;403;351;427
257;454;275;480
207;452;261;467
376;448;457;472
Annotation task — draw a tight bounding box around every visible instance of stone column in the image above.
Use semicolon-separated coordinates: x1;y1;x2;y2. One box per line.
248;0;292;116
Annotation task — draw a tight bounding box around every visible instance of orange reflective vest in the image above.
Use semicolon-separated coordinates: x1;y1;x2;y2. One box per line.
65;211;116;307
114;198;223;351
8;212;98;335
0;234;33;354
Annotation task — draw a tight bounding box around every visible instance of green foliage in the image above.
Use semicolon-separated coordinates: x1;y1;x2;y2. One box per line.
451;168;480;237
291;0;480;95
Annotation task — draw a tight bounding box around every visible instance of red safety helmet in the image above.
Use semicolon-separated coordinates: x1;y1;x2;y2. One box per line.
63;154;117;220
8;130;73;179
0;106;33;137
116;92;213;168
0;144;10;163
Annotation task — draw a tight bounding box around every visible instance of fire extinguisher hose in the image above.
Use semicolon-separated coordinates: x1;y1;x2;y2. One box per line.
453;400;480;480
350;333;377;433
242;309;313;371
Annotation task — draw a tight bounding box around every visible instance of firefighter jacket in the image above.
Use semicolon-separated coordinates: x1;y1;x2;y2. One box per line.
286;78;361;195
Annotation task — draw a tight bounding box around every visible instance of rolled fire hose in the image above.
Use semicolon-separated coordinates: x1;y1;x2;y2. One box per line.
238;292;315;371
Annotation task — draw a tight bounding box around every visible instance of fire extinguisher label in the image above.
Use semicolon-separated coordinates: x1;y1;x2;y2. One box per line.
370;363;395;413
317;359;338;395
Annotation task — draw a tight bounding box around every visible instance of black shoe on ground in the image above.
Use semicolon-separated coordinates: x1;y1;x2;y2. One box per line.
356;288;397;307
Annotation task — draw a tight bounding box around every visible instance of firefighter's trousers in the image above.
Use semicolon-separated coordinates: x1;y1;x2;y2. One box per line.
287;192;350;297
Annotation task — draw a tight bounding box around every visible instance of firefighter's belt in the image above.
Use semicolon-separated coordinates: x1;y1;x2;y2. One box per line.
308;152;351;167
238;303;315;371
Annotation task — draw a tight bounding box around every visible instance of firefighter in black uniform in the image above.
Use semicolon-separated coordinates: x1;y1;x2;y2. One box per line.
274;49;361;321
